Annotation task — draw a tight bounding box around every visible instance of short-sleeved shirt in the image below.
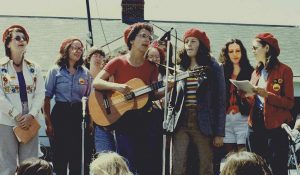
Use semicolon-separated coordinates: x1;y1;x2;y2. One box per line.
104;55;158;85
45;65;91;103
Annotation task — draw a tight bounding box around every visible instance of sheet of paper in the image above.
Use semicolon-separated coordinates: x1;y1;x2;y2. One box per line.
229;79;255;97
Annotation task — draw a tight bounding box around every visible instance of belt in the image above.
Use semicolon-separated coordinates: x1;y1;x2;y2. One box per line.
56;101;81;107
185;105;202;110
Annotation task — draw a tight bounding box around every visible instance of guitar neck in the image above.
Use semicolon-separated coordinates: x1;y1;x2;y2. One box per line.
133;71;191;97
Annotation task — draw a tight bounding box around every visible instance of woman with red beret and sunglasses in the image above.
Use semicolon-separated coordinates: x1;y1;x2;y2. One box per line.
246;33;294;175
0;25;45;175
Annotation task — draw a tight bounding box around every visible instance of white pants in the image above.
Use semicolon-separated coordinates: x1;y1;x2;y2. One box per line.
0;122;39;175
0;124;39;175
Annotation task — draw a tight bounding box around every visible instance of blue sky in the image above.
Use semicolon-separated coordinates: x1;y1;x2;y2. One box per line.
0;0;300;25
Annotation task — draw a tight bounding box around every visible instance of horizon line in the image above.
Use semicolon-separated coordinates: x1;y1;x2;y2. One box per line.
0;15;298;28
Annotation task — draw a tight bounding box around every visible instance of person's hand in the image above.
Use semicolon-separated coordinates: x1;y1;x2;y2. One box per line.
166;79;175;92
14;113;22;122
16;114;34;129
46;123;54;138
237;90;247;98
115;84;132;94
88;122;94;136
213;136;224;147
253;87;269;98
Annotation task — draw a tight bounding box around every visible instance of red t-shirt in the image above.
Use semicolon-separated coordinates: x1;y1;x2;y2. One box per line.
104;55;158;85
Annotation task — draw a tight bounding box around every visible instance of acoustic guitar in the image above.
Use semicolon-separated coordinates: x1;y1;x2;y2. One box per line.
88;66;207;126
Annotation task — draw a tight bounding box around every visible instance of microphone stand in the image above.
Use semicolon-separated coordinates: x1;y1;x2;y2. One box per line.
81;97;88;175
288;138;300;175
162;28;177;175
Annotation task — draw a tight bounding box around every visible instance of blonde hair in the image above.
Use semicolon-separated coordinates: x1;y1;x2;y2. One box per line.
90;152;133;175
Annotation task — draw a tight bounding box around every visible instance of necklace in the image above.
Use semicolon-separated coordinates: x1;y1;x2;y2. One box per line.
13;62;22;67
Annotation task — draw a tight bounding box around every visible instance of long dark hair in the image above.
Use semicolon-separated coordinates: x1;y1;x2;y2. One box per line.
221;39;253;81
255;39;279;73
220;39;254;115
55;38;84;68
178;39;213;95
178;41;211;70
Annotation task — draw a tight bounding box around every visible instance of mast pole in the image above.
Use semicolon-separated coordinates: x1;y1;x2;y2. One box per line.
86;0;94;47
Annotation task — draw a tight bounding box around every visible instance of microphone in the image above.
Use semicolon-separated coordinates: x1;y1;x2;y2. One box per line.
281;123;300;143
159;27;174;41
82;97;88;117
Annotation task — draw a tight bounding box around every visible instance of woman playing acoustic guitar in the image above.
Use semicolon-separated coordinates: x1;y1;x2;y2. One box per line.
92;22;172;175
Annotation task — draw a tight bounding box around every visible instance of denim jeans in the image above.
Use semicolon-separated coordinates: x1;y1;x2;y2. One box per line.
94;125;116;152
115;108;163;175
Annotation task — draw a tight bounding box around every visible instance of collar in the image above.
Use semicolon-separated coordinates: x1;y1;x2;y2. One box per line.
0;56;33;66
60;64;83;72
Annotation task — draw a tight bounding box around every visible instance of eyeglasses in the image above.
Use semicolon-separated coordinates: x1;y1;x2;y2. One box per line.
148;55;160;59
252;45;261;51
71;45;84;52
137;33;153;41
13;35;26;42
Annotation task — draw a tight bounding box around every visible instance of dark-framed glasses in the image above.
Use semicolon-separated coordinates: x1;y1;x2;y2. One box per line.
71;45;84;52
13;35;26;42
137;33;153;41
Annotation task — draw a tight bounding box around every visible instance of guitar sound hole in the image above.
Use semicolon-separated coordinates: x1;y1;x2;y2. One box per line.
124;92;135;100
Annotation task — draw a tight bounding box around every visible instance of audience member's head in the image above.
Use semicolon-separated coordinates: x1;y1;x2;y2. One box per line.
16;157;53;175
90;152;133;175
84;46;106;69
221;151;272;175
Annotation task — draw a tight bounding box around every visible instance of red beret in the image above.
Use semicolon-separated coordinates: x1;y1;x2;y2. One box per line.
183;28;210;50
2;25;29;43
151;40;159;47
256;33;280;56
59;37;83;54
124;23;142;46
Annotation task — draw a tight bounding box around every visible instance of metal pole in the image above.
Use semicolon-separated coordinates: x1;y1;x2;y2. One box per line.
81;97;88;175
85;0;94;47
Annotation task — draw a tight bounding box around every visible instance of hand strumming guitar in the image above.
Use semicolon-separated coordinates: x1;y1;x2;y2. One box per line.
115;83;133;94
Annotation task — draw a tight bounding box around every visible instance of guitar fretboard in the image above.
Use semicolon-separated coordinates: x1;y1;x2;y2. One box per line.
134;81;164;97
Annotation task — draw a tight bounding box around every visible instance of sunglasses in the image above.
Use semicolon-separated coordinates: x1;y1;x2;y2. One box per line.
252;46;261;51
13;35;26;42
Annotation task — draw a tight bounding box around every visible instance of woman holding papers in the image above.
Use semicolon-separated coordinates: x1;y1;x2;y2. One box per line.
246;33;294;175
0;25;45;175
213;39;253;175
220;39;253;152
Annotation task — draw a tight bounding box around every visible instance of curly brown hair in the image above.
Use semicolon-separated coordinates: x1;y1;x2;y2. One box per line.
84;46;105;69
55;38;84;68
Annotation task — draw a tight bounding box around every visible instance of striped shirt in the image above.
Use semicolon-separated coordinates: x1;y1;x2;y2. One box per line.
185;77;198;107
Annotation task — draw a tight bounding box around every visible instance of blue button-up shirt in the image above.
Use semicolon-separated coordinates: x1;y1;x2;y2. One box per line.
45;65;91;103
